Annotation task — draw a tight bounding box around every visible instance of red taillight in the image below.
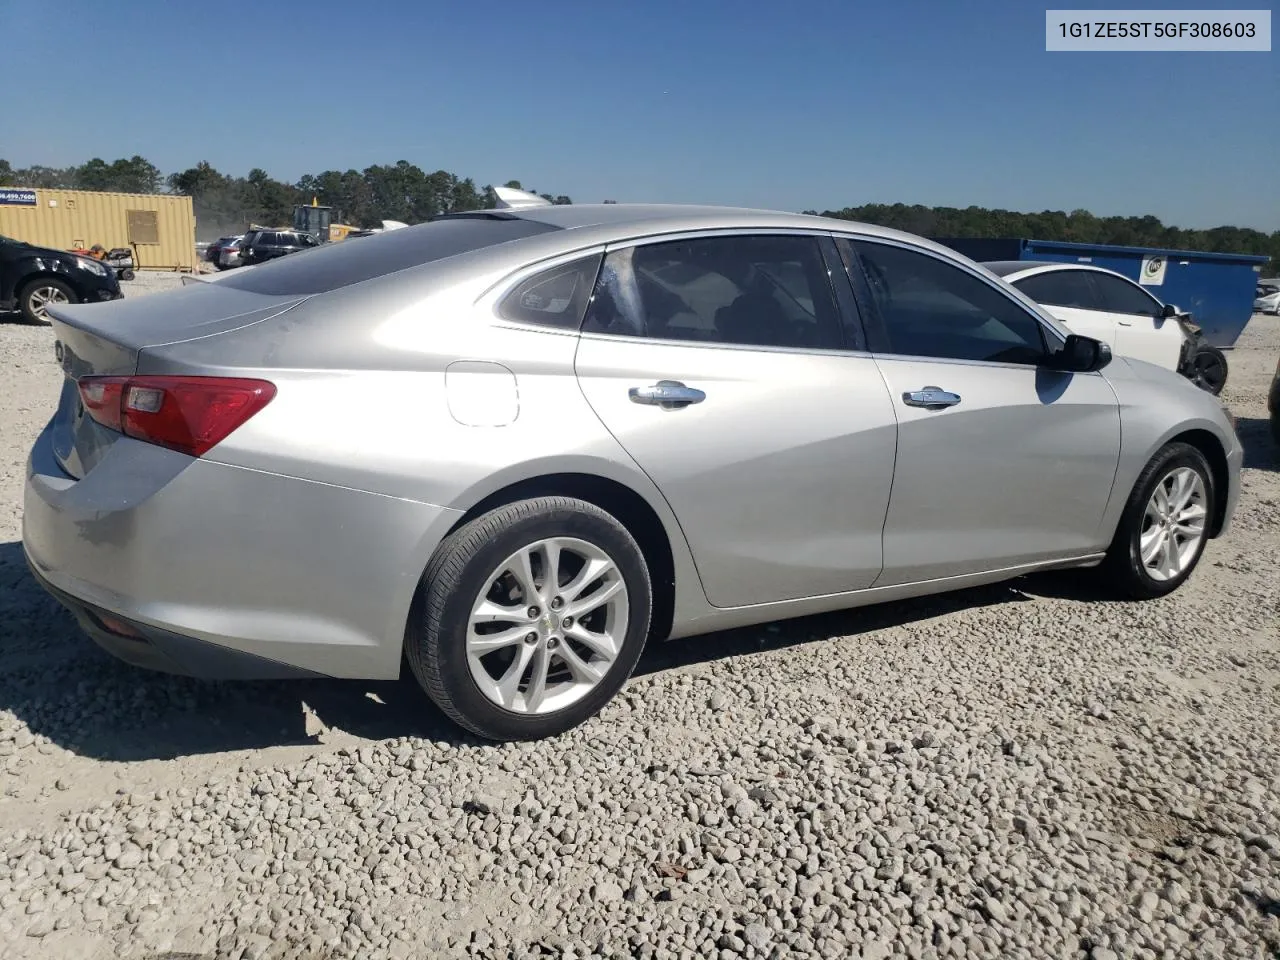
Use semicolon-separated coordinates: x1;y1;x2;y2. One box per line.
77;375;276;457
78;377;125;431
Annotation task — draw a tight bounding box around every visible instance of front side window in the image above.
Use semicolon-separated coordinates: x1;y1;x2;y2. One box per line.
1089;273;1163;317
498;254;602;329
581;234;844;350
843;239;1048;365
1012;270;1097;311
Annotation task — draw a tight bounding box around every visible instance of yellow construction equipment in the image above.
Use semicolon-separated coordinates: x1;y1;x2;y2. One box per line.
292;197;359;243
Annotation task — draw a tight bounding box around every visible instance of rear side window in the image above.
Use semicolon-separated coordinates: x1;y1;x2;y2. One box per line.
214;216;560;296
1012;270;1097;310
498;254;602;329
581;234;844;350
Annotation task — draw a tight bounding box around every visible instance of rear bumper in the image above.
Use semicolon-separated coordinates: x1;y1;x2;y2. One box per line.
26;558;321;679
23;422;462;680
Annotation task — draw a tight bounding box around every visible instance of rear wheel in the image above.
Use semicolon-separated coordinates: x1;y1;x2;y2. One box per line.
407;497;653;741
18;278;77;325
1101;442;1214;599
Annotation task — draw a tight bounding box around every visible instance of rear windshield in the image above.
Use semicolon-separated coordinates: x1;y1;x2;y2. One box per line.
213;216;560;296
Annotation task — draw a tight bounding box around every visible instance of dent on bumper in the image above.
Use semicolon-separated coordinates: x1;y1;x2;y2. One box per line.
23;424;462;680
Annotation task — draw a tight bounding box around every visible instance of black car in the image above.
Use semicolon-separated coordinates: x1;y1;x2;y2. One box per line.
239;229;320;266
1;234;123;325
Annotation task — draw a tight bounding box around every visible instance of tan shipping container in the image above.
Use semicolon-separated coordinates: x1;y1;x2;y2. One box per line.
0;188;196;271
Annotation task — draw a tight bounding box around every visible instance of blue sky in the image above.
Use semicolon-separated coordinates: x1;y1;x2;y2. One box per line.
5;0;1276;229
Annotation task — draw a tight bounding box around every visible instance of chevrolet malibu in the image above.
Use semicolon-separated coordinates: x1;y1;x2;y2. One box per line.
24;199;1243;740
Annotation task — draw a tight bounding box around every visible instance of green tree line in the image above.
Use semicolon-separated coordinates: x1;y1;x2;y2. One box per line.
808;202;1279;268
1;156;1275;270
0;156;571;239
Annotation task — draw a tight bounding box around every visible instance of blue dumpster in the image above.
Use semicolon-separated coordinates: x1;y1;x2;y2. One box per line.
932;237;1269;349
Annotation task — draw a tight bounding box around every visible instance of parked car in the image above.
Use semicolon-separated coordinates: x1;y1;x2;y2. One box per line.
204;236;242;265
217;237;245;270
983;261;1229;395
24;203;1242;741
1;234;123;324
1254;283;1280;315
239;229;320;266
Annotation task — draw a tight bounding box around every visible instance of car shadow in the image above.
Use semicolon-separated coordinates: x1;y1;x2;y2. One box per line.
1234;416;1278;471
0;537;1086;763
633;581;1036;676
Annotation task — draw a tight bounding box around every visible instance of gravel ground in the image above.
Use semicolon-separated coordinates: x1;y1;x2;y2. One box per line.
0;278;1277;960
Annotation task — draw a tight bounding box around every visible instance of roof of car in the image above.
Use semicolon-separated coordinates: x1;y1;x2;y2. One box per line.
981;259;1121;279
442;202;932;246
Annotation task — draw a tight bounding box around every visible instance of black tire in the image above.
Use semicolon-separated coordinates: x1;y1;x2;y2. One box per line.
407;497;653;741
1189;344;1228;395
1270;409;1280;448
1100;442;1215;600
121;269;135;281
17;277;78;326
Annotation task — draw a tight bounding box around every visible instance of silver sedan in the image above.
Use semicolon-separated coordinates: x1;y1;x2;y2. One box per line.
24;201;1243;740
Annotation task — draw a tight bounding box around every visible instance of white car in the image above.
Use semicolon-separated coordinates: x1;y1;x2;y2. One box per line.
1255;283;1280;314
983;261;1228;395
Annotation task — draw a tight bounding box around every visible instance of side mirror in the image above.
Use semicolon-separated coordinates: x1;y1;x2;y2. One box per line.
1047;334;1112;373
1160;303;1179;319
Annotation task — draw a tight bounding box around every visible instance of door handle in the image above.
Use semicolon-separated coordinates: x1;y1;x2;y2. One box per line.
902;386;961;410
1117;319;1133;326
629;380;706;409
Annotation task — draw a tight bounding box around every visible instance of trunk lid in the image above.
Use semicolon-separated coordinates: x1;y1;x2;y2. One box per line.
47;281;305;478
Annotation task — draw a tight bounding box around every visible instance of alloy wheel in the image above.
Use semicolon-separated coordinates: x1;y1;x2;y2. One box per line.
1139;466;1208;581
466;537;629;715
27;285;69;322
1191;350;1227;394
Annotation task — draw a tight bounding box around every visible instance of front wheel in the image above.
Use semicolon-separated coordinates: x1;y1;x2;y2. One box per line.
18;278;77;325
1188;344;1228;395
407;497;653;741
1101;442;1215;599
